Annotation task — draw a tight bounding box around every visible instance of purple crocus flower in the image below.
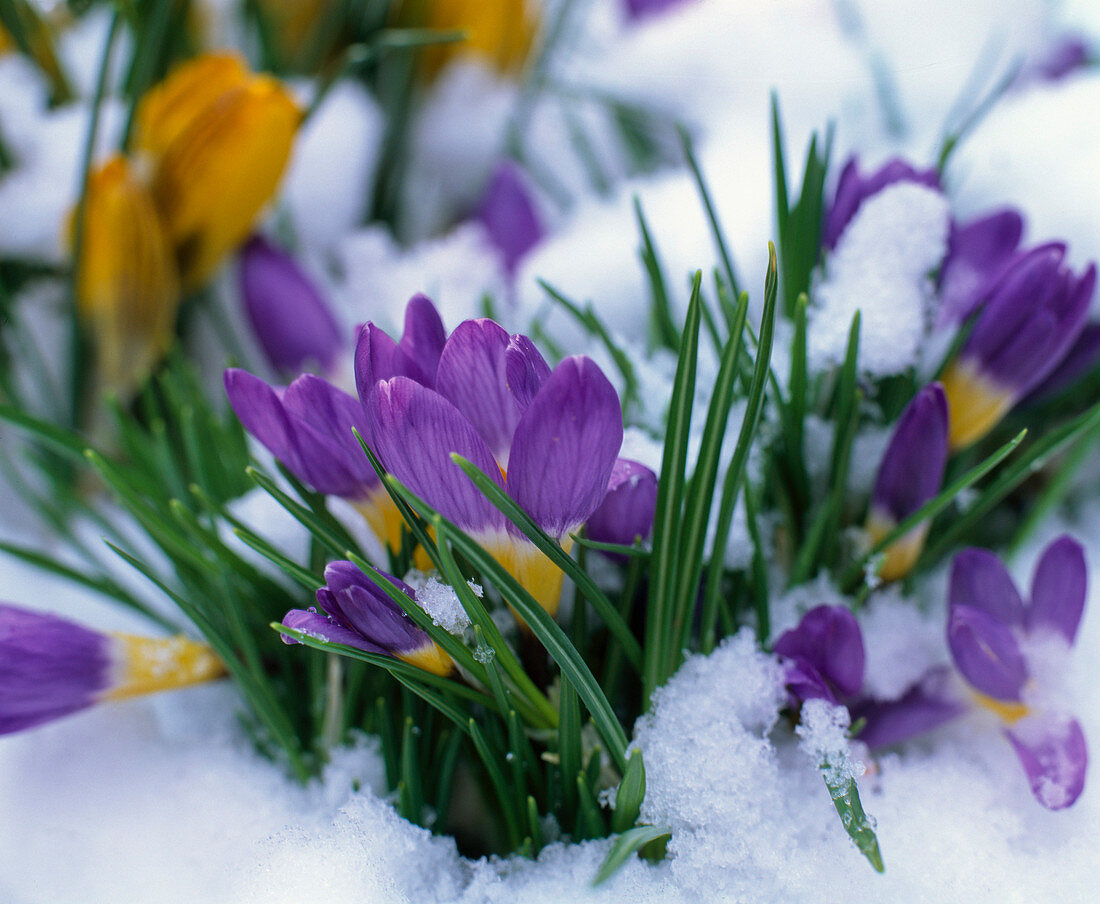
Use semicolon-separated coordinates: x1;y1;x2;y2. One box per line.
0;603;225;735
585;458;658;557
823;156;940;250
865;384;949;582
282;561;452;675
1031;35;1091;83
775;605;965;750
947;536;1088;809
225;296;448;556
240;235;344;377
773;605;865;708
937;209;1025;327
475;161;544;276
357;314;623;618
940;243;1096;450
1023;323;1100;403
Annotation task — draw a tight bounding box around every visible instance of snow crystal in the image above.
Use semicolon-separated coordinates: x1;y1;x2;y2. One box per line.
810;182;951;377
405;572;475;636
796;698;865;786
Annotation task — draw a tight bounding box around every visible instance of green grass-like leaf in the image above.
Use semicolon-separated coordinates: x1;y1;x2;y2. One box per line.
593;825;672;886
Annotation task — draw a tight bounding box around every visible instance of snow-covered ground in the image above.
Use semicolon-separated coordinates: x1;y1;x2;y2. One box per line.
3;1;1100;901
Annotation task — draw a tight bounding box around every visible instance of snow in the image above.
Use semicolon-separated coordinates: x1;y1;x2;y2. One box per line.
810;182;951;376
406;572;477;636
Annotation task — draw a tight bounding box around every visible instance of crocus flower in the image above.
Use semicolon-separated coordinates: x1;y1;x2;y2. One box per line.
1029;35;1091;83
1022;323;1100;403
475;160;543;276
415;0;539;78
281;561;451;676
947;536;1088;808
133;53;301;291
0;603;225;735
823;156;939;250
777;605;967;754
865;384;949;582
226;296;447;557
937;209;1024;327
585;458;658;556
940;243;1095;450
73;155;181;398
358;313;623;618
239;235;343;377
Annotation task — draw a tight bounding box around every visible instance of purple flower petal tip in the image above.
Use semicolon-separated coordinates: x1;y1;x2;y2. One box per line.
354;295;447;399
622;0;693;20
1028;535;1087;644
773;605;865;704
824;156;940;250
1006;715;1087;809
871;383;948;522
506;356;624;539
0;604;113;735
239;235;344;376
226;368;375;499
586;458;658;552
949;547;1026;627
938;209;1025;326
476;161;544;274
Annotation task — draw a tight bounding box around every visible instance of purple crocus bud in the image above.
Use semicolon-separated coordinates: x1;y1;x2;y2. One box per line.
946;536;1088;808
1;603;224;735
937;209;1025;326
865;384;949;582
354;293;448;401
773;605;865;708
282;561;451;675
622;0;693;21
941;244;1096;450
475;161;543;276
823;156;940;250
585;458;658;555
239;235;344;377
853;666;966;750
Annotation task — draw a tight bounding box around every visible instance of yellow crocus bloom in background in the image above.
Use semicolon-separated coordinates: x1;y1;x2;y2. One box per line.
133;53;302;292
414;0;539;78
75;156;180;398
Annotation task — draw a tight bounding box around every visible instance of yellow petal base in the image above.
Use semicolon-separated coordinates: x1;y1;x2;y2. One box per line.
940;359;1015;452
485;534;571;620
973;690;1029;725
354;488;434;572
866;512;929;583
397;640;454;677
105;633;226;700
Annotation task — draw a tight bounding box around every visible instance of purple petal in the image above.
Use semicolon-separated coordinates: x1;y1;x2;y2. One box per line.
239;235;343;376
504;334;552;410
947;604;1028;701
823;156;939;250
354;322;400;405
1006;714;1088;809
476;161;544;274
622;0;692;21
1027;535;1087;644
435;319;523;464
870;383;949;521
317;564;426;656
396;294;447;387
949;548;1026;627
365;376;506;533
1024;322;1100;401
1033;35;1090;83
773;605;865;700
282;374;376;487
507;356;624;539
225;368;298;466
0;604;113;735
938;209;1025;326
281;607;387;655
585;458;658;551
853;667;966;749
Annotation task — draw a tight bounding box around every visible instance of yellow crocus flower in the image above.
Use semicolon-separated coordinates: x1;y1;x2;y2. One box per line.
415;0;539;78
74;156;180;398
133;53;302;292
